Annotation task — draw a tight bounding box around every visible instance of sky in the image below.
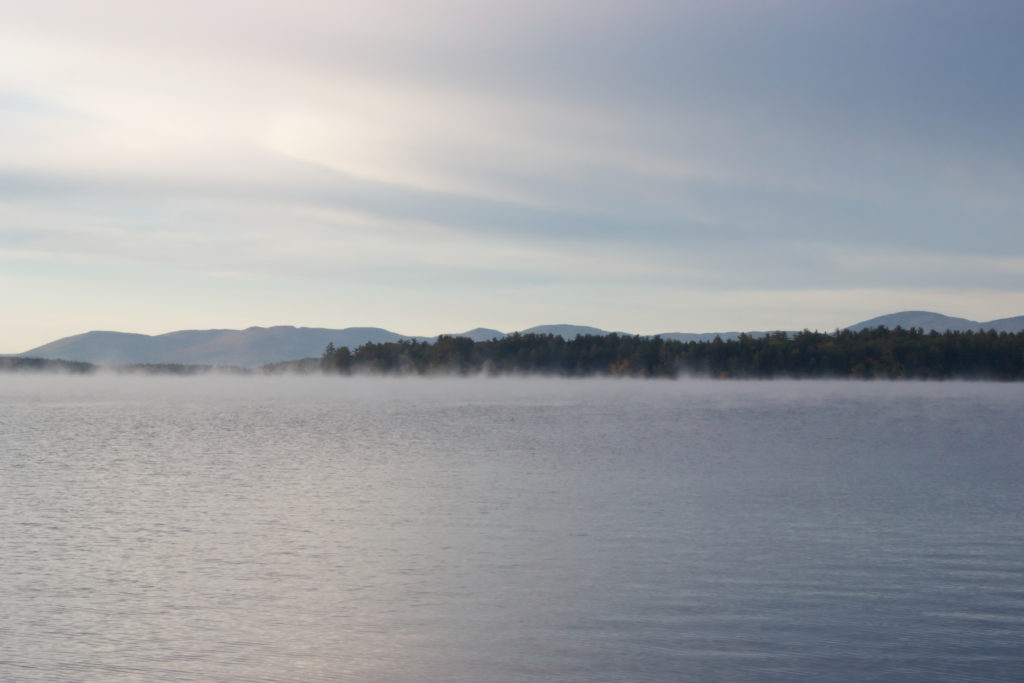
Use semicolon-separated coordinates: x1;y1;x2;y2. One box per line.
2;0;1023;351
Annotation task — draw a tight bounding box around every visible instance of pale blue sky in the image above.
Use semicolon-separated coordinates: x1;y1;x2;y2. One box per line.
2;0;1023;351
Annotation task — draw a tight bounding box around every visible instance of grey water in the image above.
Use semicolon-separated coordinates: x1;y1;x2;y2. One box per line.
1;376;1022;682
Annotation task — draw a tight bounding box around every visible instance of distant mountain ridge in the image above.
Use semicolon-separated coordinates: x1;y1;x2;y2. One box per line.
16;311;1024;367
20;326;418;368
846;311;1024;334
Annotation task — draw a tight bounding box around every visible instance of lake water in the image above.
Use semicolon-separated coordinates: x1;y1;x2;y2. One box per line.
1;376;1022;681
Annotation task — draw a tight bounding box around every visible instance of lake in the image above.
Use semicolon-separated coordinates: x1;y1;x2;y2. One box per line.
2;376;1022;681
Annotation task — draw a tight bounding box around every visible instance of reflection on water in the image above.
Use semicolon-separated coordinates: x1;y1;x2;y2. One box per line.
2;376;1023;681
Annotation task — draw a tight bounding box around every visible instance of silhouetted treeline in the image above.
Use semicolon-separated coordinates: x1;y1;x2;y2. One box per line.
0;357;96;373
261;357;323;374
320;327;1024;379
0;357;248;375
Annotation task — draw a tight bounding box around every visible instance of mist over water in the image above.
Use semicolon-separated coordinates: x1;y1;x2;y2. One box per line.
2;376;1023;681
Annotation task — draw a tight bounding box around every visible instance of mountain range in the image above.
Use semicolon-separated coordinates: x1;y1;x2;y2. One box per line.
13;311;1024;368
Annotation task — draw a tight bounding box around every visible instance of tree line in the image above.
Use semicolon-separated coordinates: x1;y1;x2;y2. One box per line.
320;327;1024;379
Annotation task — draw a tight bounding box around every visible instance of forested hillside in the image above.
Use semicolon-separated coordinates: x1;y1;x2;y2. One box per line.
321;327;1024;379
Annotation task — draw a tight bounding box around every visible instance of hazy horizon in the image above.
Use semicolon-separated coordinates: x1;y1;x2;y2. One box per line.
8;308;1024;357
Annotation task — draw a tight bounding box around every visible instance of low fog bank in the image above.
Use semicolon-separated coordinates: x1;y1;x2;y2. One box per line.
3;372;1020;413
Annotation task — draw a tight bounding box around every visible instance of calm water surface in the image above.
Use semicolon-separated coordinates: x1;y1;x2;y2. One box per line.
1;376;1022;681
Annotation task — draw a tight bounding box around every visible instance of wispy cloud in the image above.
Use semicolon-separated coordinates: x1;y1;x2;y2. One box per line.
2;0;1023;349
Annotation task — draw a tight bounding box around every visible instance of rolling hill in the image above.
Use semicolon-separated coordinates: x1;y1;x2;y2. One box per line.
20;326;419;368
846;311;1024;334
